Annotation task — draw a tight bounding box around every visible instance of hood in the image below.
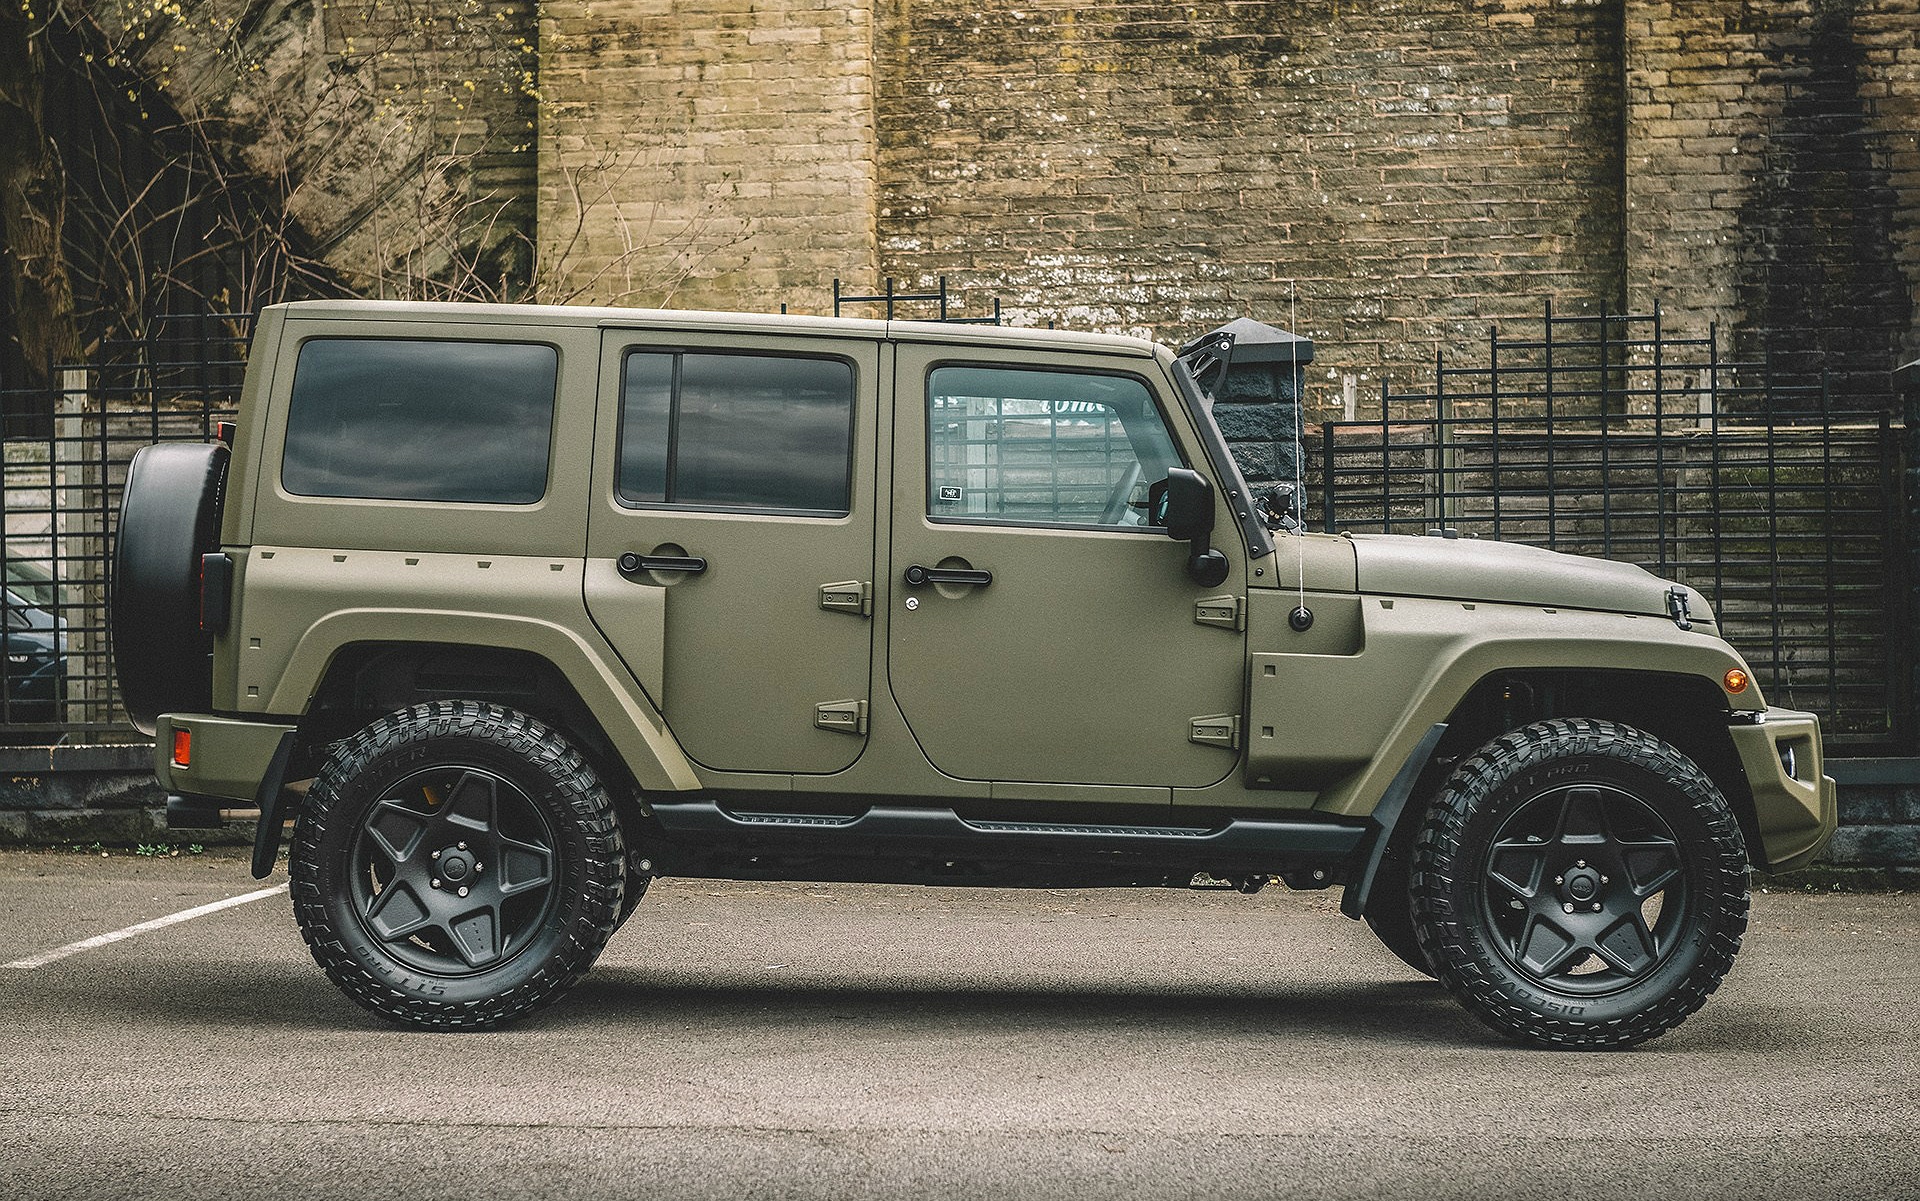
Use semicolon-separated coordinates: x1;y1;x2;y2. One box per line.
1349;534;1711;623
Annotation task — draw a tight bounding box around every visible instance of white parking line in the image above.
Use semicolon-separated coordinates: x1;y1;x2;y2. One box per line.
4;882;288;970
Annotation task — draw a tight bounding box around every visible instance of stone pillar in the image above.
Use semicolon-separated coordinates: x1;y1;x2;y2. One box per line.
1216;359;1310;490
1190;319;1315;493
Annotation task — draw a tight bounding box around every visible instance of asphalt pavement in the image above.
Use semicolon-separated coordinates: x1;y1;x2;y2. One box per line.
0;847;1914;1200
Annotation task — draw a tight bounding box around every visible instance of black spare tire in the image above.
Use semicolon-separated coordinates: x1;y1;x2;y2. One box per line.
113;441;228;734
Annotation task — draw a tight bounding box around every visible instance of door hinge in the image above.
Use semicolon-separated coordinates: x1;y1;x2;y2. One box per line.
819;580;872;616
1189;713;1241;749
815;699;869;735
1193;595;1244;631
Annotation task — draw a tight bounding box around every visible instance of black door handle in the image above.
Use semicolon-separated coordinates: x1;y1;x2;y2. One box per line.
904;564;992;587
619;552;708;575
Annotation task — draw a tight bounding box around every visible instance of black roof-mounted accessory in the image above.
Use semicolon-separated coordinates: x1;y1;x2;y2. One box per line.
1176;317;1315;399
832;277;1002;325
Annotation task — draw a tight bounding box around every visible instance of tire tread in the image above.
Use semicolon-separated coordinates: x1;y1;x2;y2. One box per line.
1410;718;1749;1050
290;701;625;1030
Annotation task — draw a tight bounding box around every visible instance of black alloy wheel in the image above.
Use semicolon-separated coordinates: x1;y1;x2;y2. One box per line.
1478;781;1688;993
291;701;625;1029
349;764;559;976
1410;718;1749;1049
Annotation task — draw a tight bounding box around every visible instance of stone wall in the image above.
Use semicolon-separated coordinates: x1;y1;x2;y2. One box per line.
108;0;543;301
528;0;1917;413
536;0;878;309
873;0;1629;397
62;2;1920;399
1625;0;1920;411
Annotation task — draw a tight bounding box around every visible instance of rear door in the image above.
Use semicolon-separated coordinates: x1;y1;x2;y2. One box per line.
584;329;881;776
886;343;1247;790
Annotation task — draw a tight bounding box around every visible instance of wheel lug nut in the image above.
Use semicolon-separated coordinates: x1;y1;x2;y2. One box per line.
1576;860;1586;868
1555;875;1564;885
432;850;441;859
474;861;483;873
458;842;467;851
1593;903;1603;912
430;879;440;889
1563;903;1574;913
458;886;469;897
1600;875;1609;884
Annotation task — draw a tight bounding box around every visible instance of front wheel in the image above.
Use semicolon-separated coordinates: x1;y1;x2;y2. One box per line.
1410;719;1749;1049
290;701;625;1029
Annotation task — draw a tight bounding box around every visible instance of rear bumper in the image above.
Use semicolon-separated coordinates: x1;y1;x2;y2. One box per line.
157;713;298;879
1728;708;1837;874
155;713;297;803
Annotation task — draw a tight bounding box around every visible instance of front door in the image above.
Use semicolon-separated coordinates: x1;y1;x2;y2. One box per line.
886;344;1246;789
585;329;881;776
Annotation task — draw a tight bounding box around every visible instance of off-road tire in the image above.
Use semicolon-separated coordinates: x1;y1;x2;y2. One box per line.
1410;718;1748;1050
291;701;624;1029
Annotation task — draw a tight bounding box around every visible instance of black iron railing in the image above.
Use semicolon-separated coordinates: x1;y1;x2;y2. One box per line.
830;277;1002;324
1314;303;1908;750
2;301;1908;751
1;313;251;739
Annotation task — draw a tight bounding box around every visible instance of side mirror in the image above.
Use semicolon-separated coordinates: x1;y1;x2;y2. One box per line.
1151;468;1216;542
1151;468;1230;588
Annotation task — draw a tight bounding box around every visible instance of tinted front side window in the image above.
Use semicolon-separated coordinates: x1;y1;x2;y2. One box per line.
282;339;557;504
927;366;1180;528
617;351;854;515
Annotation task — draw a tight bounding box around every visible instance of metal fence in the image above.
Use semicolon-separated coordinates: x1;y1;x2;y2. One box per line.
1315;303;1909;750
1;313;249;739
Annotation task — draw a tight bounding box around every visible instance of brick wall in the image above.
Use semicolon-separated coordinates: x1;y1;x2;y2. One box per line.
96;1;1920;405
536;0;878;309
1625;0;1920;411
873;0;1630;402
115;0;543;297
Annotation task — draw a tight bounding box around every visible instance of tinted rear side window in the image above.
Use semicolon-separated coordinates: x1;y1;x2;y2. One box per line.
617;351;854;515
282;339;558;504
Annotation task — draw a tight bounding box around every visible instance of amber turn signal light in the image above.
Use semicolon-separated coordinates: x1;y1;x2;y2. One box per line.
172;729;192;768
1722;669;1750;694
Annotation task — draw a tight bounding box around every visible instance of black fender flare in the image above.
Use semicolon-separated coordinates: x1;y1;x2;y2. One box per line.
1340;723;1448;920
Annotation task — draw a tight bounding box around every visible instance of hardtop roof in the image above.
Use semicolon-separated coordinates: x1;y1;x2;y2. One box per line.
269;299;1160;357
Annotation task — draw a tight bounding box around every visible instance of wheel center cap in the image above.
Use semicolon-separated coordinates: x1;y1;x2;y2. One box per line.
440;853;470;882
1567;871;1597;900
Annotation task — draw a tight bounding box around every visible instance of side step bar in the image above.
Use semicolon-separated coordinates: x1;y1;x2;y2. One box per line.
646;800;1367;887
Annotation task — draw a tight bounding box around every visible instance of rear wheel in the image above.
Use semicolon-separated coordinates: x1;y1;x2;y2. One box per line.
291;701;624;1029
1410;719;1748;1049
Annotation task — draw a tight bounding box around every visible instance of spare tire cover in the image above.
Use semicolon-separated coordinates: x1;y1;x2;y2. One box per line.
112;442;229;734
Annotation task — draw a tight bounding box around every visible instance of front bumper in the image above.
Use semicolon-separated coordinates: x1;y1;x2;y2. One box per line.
1728;707;1837;874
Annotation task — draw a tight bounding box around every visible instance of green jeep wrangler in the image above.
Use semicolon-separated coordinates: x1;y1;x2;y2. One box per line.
112;299;1836;1046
